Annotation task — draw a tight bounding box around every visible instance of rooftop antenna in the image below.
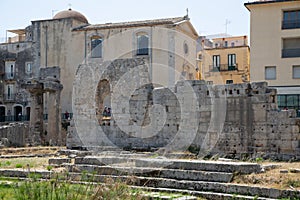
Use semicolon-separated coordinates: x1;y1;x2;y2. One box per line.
225;19;231;35
186;8;189;17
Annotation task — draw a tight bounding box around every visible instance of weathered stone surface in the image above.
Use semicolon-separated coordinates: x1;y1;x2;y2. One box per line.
69;57;300;160
48;158;71;165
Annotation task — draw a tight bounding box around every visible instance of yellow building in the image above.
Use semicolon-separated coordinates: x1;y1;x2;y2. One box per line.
245;0;300;111
199;36;250;85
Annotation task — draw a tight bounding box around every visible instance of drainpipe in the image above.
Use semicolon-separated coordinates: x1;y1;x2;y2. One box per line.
84;30;87;64
45;25;48;67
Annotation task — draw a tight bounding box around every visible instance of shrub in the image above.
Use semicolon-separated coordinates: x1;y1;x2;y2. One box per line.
15;164;23;168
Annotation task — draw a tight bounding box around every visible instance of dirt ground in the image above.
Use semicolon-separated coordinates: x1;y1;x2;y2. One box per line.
232;161;300;190
0;147;299;190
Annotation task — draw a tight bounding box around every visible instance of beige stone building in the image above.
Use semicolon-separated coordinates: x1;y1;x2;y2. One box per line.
0;9;199;121
198;36;250;85
245;0;300;111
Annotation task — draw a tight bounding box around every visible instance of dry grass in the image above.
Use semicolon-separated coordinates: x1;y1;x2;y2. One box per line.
232;161;300;190
0;146;61;156
0;157;50;170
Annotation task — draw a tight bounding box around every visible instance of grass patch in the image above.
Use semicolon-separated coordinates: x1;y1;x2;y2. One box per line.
0;173;147;200
0;157;48;169
15;164;23;168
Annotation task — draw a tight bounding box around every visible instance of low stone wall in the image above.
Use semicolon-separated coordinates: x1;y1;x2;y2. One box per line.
0;123;29;147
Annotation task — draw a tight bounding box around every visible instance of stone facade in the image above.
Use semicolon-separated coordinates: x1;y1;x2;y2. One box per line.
69;57;300;160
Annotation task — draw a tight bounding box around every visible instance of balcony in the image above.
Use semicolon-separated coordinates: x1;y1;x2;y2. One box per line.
282;48;300;58
282;19;300;29
209;64;238;72
3;93;16;102
4;72;16;80
136;48;149;56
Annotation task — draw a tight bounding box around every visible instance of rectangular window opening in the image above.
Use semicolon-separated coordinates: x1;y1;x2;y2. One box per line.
265;66;276;80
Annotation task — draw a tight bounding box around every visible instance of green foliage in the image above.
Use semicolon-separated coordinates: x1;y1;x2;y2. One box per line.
15;164;23;168
46;165;53;171
9;173;145;200
255;157;264;162
284;179;300;188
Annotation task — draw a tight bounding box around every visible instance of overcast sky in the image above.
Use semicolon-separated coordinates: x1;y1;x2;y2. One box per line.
0;0;250;40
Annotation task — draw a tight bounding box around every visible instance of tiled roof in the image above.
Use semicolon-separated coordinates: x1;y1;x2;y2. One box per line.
73;16;188;31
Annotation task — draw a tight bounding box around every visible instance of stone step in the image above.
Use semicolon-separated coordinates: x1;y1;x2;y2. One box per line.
66;164;234;183
0;169;298;199
49;158;72;165
134;186;278;200
74;156;262;174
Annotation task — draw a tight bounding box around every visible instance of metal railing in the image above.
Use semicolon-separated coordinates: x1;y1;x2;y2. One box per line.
0;115;29;122
282;19;300;29
3;93;16;101
4;72;16;80
209;64;238;72
282;48;300;58
136;48;149;56
0;113;73;122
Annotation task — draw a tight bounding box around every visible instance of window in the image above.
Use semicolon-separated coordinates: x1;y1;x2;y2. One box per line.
228;54;236;70
6;84;14;100
25;62;32;74
293;65;300;79
282;10;300;29
282;38;300;58
231;42;235;47
136;33;149;56
265;66;276;80
278;94;300;111
91;36;102;58
184;42;189;55
212;55;220;71
226;80;233;84
5;61;15;79
224;41;228;47
206;81;213;85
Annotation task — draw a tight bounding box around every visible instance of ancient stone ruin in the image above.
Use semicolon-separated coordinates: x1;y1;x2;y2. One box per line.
68;57;300;160
22;66;63;146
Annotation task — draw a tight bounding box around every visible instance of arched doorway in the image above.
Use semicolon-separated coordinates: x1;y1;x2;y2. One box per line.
95;79;111;125
26;107;31;121
0;106;5;122
13;105;22;121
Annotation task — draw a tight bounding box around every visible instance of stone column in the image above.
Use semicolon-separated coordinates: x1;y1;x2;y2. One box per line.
43;78;63;146
28;88;44;145
47;89;62;146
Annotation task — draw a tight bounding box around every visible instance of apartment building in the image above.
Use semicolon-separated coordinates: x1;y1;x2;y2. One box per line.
245;0;300;111
198;36;250;85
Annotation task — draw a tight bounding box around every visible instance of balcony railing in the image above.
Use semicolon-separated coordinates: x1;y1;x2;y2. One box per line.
136;48;149;56
282;19;300;29
3;93;16;102
282;48;300;58
4;72;16;80
0;113;74;122
209;64;238;72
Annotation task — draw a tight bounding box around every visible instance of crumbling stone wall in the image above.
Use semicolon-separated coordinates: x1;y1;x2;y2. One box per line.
69;58;300;160
0;123;28;147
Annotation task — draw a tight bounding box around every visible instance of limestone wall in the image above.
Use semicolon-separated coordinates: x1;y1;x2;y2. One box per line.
0;123;28;147
69;58;300;160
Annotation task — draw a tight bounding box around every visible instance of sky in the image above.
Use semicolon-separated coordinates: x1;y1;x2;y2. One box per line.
0;0;251;41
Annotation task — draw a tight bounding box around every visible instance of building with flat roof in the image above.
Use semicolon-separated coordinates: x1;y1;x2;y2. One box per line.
245;0;300;112
198;35;250;85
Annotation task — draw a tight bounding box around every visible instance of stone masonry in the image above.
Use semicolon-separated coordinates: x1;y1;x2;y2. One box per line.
69;58;300;160
22;66;63;146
